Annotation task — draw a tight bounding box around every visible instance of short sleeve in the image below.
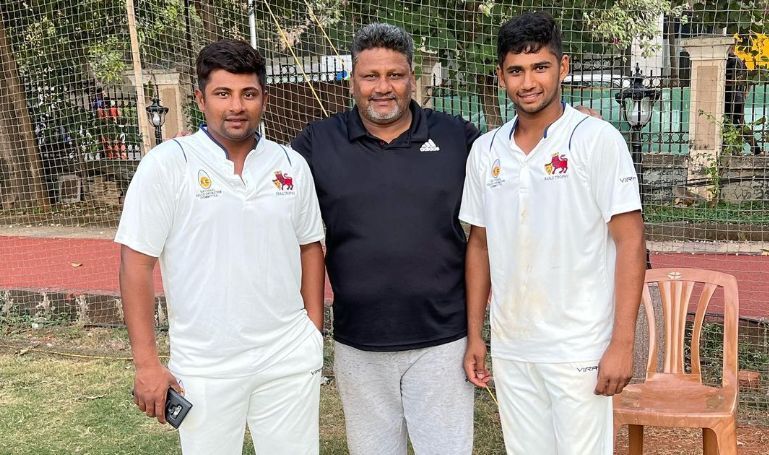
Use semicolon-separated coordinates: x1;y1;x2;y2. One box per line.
290;150;325;245
114;147;181;257
458;140;487;227
589;124;642;223
464;120;482;151
290;124;313;170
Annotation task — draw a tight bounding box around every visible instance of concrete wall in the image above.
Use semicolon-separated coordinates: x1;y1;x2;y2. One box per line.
721;155;769;203
645;154;688;202
644;154;769;204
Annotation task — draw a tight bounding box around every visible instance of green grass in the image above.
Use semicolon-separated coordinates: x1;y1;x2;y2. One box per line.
0;327;505;455
0;355;178;454
645;201;769;224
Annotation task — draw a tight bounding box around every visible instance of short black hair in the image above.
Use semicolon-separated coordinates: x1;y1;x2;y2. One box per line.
497;12;563;66
196;39;267;92
350;23;413;69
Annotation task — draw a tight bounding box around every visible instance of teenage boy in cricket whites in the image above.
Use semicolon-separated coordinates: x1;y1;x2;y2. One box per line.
460;12;646;454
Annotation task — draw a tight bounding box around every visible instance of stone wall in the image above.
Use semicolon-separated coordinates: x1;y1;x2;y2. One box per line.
645;154;688;202
644;154;769;204
721;155;769;203
0;289;166;326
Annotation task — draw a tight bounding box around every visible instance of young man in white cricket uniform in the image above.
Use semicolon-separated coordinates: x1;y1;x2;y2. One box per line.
116;39;325;454
460;12;646;454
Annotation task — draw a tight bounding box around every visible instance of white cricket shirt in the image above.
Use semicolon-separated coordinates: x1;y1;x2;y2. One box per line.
116;128;325;377
459;105;641;362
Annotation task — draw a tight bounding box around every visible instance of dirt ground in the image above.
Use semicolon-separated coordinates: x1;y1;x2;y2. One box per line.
614;424;769;454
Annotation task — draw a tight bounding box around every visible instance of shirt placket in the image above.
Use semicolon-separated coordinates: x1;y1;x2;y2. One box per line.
240;147;260;198
519;153;533;298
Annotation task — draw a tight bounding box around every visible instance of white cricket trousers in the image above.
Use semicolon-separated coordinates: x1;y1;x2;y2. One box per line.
493;357;613;455
173;329;324;455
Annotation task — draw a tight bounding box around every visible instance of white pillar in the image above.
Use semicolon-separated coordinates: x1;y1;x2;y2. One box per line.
414;54;440;108
681;36;733;199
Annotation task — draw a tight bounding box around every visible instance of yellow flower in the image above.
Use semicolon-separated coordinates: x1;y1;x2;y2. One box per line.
734;33;769;70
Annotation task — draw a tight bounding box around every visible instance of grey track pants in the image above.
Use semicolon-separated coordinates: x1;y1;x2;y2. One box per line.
333;337;474;455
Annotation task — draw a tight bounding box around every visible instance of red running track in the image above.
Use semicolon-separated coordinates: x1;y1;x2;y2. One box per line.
1;236;766;318
0;236;333;300
650;252;767;318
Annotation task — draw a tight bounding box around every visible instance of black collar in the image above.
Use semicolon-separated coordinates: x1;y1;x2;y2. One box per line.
347;100;429;144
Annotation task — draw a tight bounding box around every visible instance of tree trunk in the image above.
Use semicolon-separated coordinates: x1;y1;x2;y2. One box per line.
191;0;222;43
666;17;679;86
0;18;49;209
478;73;503;130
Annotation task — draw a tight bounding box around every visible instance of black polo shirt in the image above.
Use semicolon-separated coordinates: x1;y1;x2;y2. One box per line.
291;101;480;351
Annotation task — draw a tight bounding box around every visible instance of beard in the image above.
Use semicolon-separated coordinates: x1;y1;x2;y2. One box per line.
364;98;407;124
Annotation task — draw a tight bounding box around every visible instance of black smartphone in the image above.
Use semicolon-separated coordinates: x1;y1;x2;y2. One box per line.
165;388;193;429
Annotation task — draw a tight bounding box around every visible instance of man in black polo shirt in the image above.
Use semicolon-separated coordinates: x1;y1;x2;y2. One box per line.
292;23;478;455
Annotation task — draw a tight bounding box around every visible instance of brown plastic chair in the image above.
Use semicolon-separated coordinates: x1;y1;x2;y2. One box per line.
613;268;739;455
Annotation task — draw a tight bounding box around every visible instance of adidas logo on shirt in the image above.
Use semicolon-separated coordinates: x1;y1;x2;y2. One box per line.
419;139;440;152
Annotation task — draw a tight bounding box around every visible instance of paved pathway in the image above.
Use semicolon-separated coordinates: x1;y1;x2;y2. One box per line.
0;234;333;302
1;232;766;318
650;251;767;318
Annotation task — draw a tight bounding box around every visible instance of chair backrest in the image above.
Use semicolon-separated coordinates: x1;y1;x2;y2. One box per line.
641;268;739;386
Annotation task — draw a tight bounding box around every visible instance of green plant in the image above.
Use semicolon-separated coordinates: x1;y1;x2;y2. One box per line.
703;154;723;202
645;200;769;224
184;98;205;130
87;37;129;86
689;320;769;403
739;344;769;372
696;111;767;202
585;0;686;57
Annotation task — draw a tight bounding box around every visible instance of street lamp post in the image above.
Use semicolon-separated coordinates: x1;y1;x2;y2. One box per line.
145;90;169;147
615;64;660;269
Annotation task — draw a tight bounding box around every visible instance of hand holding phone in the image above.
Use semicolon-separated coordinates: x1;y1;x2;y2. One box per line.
165;388;193;429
